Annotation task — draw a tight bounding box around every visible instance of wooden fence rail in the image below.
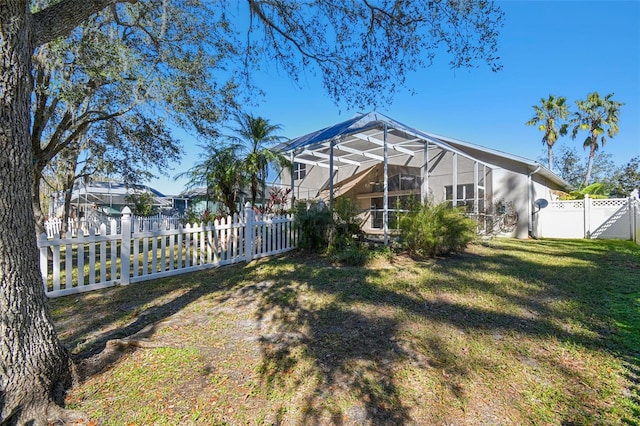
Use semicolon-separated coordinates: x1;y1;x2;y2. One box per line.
38;204;297;298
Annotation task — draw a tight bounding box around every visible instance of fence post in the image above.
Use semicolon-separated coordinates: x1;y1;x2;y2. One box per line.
245;202;254;262
629;196;636;242
635;198;639;244
120;206;132;285
584;194;591;239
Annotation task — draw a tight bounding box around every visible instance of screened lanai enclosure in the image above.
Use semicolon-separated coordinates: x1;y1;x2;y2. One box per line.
49;181;178;219
278;112;569;240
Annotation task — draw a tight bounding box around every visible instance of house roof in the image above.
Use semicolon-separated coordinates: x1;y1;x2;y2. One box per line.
278;111;570;189
69;181;171;207
72;181;166;198
424;132;570;187
279;111;486;169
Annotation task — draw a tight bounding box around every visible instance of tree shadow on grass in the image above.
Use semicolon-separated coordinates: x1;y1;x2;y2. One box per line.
50;263;251;381
250;240;640;424
50;240;639;424
433;239;640;424
433;240;638;348
253;278;414;424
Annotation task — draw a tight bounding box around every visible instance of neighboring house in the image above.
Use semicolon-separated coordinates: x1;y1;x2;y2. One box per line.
50;181;179;219
177;187;221;216
178;184;285;216
278;112;571;239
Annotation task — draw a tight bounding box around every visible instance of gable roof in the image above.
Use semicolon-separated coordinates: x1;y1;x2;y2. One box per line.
279;111;477;164
423;132;570;187
278;111;569;189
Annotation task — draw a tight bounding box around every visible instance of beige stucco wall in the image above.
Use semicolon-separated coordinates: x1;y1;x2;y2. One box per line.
491;167;561;238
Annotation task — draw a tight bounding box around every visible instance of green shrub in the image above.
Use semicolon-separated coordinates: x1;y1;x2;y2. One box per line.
328;235;368;266
369;243;398;262
398;201;476;257
125;192;157;217
331;197;364;239
294;201;333;252
327;198;369;265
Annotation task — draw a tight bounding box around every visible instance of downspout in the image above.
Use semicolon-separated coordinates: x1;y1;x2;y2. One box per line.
528;165;542;239
290;151;295;209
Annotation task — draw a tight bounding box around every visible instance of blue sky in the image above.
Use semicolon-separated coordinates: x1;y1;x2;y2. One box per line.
150;0;640;196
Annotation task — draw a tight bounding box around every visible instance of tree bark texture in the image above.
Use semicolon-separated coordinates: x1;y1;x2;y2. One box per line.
583;132;598;187
31;163;47;237
1;0;139;422
0;2;74;423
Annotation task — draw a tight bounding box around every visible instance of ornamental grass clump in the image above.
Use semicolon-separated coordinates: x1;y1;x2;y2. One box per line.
398;201;476;257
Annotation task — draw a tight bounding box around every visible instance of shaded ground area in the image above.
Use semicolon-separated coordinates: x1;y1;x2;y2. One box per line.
51;239;640;425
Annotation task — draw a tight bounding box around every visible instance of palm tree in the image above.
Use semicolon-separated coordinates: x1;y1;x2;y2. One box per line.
571;92;624;187
525;94;570;171
228;112;291;207
176;142;246;215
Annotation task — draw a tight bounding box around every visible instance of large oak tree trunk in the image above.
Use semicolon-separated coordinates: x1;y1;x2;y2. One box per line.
2;1;127;422
1;2;71;424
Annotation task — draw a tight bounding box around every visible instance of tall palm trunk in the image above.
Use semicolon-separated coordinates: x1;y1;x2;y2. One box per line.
583;136;598;187
251;175;259;207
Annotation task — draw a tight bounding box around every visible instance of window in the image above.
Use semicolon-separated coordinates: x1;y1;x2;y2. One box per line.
293;162;306;180
445;183;482;210
387;173;421;191
370;195;415;229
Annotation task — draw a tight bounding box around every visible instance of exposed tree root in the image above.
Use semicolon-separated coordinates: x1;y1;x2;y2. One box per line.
45;403;90;425
73;338;166;384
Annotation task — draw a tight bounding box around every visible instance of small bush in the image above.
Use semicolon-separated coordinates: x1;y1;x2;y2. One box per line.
125;192;157;217
398;201;476;257
294;201;333;252
328;235;368;266
331;197;364;239
326;198;369;265
369;244;398;262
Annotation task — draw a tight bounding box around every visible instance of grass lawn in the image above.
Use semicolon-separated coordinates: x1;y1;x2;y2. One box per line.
50;238;640;425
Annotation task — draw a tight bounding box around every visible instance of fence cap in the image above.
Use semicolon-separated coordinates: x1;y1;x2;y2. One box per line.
121;206;132;215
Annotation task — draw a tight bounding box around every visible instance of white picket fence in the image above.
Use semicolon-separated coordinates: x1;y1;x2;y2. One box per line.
38;204;297;298
537;195;640;243
44;214;184;238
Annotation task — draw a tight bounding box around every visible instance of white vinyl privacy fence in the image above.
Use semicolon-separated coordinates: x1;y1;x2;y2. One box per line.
38;204;297;298
536;195;640;243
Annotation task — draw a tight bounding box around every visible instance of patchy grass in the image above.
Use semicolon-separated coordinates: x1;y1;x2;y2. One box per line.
52;238;640;425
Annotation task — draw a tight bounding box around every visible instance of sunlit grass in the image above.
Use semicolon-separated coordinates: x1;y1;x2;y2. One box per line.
53;238;640;425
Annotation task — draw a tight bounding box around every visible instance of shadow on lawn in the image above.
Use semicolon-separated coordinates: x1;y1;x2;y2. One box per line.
250;262;414;424
52;265;250;380
249;240;640;425
435;239;640;424
52;239;640;424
